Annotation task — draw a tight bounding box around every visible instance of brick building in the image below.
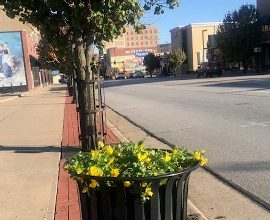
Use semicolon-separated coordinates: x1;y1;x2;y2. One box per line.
104;25;159;75
104;25;159;50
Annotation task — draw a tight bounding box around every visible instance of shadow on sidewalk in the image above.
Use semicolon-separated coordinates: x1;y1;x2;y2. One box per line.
0;145;61;153
49;86;67;92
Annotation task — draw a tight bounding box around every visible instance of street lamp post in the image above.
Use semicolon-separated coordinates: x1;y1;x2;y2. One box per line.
202;29;207;63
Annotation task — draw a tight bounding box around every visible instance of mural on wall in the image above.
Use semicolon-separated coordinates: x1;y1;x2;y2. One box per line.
125;57;145;72
113;55;146;73
0;32;27;87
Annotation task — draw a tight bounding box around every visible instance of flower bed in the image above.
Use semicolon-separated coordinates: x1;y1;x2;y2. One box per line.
64;141;207;220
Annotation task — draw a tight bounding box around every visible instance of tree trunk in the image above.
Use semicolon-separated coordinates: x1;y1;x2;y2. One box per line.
85;37;97;149
74;37;90;151
243;59;247;73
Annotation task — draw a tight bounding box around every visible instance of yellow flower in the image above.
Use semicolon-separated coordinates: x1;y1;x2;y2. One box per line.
87;166;103;176
145;187;153;197
82;186;89;193
201;150;206;154
163;153;171;162
137;143;145;151
124;181;132;188
76;167;83;174
172;149;178;155
89;180;99;188
193;151;201;161
147;162;153;168
110;168;120;177
137;152;148;161
98;141;105;148
105;146;114;155
145;157;151;163
108;157;115;165
142;182;147;187
200;158;208;166
91;150;100;158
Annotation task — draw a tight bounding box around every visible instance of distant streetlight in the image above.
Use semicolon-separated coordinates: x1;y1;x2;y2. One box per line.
202;29;207;63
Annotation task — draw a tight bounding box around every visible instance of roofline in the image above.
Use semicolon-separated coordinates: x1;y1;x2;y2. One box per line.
169;26;184;33
170;22;222;32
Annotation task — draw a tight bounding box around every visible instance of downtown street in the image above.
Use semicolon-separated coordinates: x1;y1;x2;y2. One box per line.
104;74;270;209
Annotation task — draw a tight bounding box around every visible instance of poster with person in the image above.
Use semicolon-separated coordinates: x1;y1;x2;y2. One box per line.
0;31;27;87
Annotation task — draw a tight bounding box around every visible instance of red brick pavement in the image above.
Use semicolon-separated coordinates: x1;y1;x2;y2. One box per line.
55;96;81;220
55;95;120;220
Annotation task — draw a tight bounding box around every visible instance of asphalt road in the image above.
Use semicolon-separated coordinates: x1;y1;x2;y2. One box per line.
103;74;270;207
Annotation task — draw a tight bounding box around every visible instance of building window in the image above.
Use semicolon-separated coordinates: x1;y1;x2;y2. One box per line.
131;42;134;46
136;36;138;40
140;36;143;40
141;42;143;45
154;30;157;33
131;37;133;40
127;43;129;46
136;42;139;45
145;30;148;34
150;30;152;34
127;37;129;40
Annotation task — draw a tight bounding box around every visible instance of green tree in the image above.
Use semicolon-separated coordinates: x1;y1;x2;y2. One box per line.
0;0;179;150
143;53;160;77
111;67;120;75
216;4;262;72
168;49;187;75
37;35;73;77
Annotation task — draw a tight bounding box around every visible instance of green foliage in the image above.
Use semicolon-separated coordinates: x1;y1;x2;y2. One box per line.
143;53;160;76
216;4;262;64
37;35;73;75
64;141;207;202
0;0;179;48
0;0;181;149
168;49;187;74
111;67;120;74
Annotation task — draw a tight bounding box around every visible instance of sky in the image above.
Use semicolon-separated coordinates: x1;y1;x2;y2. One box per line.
141;0;256;44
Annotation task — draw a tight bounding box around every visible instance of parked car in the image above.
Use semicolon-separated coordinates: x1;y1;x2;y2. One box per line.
196;62;222;78
132;71;145;78
126;72;134;79
115;73;126;80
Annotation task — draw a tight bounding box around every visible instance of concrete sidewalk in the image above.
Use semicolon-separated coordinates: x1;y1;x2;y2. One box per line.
0;85;66;220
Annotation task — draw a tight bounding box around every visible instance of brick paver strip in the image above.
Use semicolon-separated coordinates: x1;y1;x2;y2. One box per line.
55;95;120;220
55;95;81;220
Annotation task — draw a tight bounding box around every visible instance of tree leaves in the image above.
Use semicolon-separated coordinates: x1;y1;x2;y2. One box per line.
216;4;262;63
143;53;160;75
168;49;186;74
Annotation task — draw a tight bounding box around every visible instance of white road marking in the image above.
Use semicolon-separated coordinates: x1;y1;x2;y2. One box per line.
241;121;270;128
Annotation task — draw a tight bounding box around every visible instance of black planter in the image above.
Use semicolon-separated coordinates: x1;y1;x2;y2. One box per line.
77;164;199;220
